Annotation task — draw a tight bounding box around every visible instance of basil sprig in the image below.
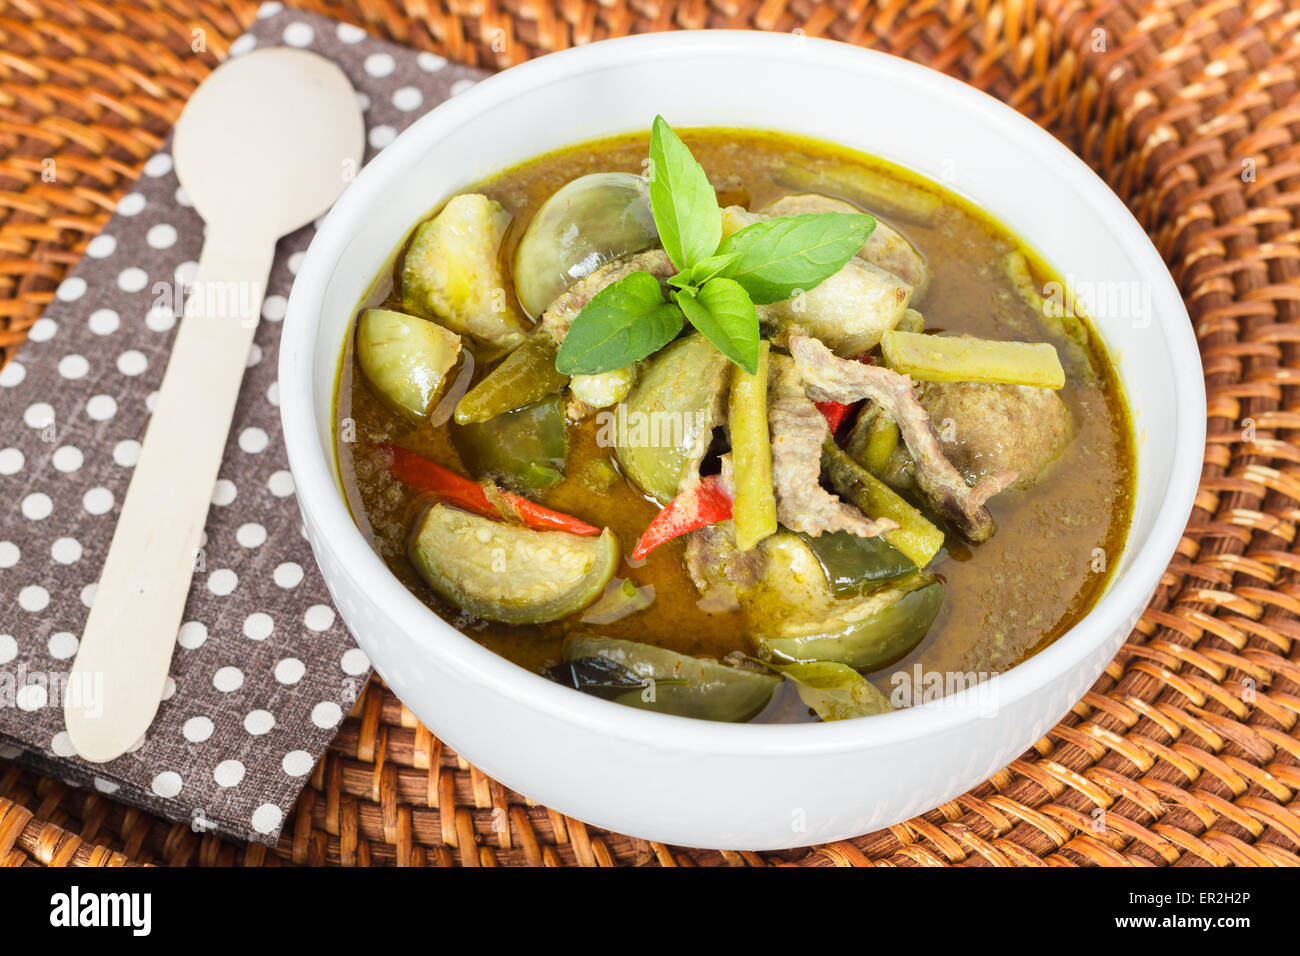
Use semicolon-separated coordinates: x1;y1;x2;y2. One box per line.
555;117;876;377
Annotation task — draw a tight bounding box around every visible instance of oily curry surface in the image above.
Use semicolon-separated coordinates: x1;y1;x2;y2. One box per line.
336;129;1135;722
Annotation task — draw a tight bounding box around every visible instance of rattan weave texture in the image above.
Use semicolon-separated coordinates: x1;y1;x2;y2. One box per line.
1;0;1298;867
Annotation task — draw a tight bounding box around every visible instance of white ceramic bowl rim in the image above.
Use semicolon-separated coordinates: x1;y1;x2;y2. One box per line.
281;30;1204;757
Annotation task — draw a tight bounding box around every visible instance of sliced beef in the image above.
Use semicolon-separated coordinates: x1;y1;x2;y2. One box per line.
540;249;675;343
767;354;896;539
918;380;1073;489
786;331;1015;542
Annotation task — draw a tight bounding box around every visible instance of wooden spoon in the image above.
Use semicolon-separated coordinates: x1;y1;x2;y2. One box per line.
65;49;364;763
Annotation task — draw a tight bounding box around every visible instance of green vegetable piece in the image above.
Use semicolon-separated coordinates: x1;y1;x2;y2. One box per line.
880;330;1065;389
674;277;759;374
715;213;876;305
452;394;567;493
759;578;944;672
564;635;778;722
728;341;776;551
774;160;942;225
579;577;655;625
409;504;619;625
612;333;730;504
555;271;684;376
795;530;915;596
401;194;530;350
648;116;721;271
512;172;659;319
897;308;925;333
763;660;894;721
845;405;900;479
822;441;945;569
454;334;569;425
356;308;461;423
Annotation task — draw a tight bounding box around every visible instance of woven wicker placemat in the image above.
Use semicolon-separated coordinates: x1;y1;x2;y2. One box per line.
1;0;1297;868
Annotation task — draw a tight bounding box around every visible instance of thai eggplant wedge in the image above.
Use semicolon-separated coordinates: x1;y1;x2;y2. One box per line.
338;128;1135;724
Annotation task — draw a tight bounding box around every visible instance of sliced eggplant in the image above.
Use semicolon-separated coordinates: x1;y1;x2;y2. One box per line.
356;308;462;423
563;635;778;722
402;194;530;349
513;172;658;318
613;334;730;504
409;504;618;624
451;394;567;493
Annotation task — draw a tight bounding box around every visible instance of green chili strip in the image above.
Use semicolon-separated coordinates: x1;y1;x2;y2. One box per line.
729;340;777;551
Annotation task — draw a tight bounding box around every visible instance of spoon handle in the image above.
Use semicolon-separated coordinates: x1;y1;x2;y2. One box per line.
65;226;276;763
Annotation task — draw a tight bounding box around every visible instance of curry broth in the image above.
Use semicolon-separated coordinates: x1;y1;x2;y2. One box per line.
335;129;1135;719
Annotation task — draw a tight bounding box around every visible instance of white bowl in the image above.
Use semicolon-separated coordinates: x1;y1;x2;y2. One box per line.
280;31;1204;850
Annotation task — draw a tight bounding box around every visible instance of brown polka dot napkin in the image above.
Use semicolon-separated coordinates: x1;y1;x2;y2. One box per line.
0;4;487;845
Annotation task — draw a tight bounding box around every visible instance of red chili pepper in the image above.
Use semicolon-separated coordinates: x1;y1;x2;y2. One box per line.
381;444;601;536
631;474;734;560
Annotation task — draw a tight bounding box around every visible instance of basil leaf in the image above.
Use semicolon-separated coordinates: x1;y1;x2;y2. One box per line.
648;116;722;271
674;277;759;374
763;660;894;721
717;212;876;304
555;271;684;375
667;253;740;292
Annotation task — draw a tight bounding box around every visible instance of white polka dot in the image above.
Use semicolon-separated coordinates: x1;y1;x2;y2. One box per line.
175;260;197;288
82;487;114;515
86;234;117;258
182;716;213;742
243;612;273;641
364;52;395;77
113;439;140;467
266;381;280;407
93;777;120;794
19;585;49;612
392;86;423;111
337;22;366;43
244;710;275;735
58;354;88;380
341;647;370;676
0;361;25;387
143;152;172;177
287;252;305;275
0;448;23;475
80;582;97;608
451;78;477;96
174;184;191;207
116;192;145;216
213;666;244;692
145;391;159;414
117;267;148;293
251;803;282;835
0;542;18;568
356;91;371;111
207;568;237;596
273;562;303;589
0;635;15;664
51;731;76;757
312;701;343;728
28;317;57;341
245;343;263;369
368;125;396;149
151;771;182;798
48;632;78;659
88;308;120;335
236;523;266;549
51;537;81;564
16;683;47;711
24;402;53;428
304;604;335;632
51;445;83;472
86;394;117;421
145;303;176;332
177;621;208;649
56;276;87;301
283;21;314;46
261;294;287;321
22;493;52;520
214;759;245;787
257;1;283;16
267;470;294;497
238;427;268;454
117;349;147;376
146;223;177;249
282;750;314;776
274;658;305;685
211;478;236;506
418;51;447;71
